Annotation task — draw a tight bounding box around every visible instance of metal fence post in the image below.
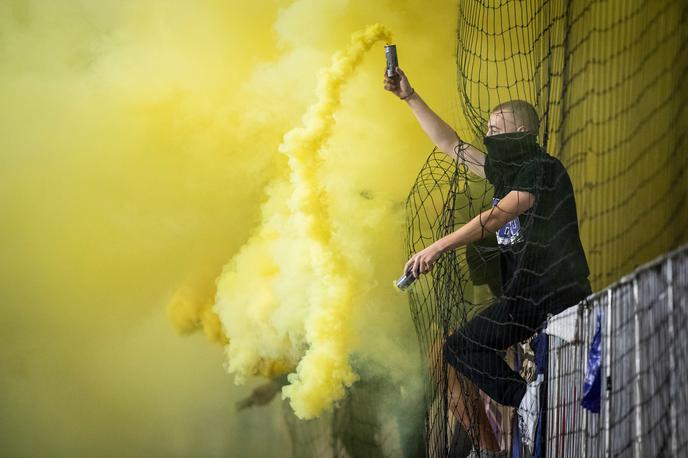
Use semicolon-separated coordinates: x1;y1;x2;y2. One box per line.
604;289;612;458
667;257;678;456
581;303;588;458
633;278;643;457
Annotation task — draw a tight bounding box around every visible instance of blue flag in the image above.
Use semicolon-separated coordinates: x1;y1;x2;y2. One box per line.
581;310;602;413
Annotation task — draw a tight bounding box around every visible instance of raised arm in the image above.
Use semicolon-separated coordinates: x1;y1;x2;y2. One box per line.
384;67;486;178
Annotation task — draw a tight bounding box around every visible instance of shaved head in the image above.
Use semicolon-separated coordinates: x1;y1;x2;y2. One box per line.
487;100;540;136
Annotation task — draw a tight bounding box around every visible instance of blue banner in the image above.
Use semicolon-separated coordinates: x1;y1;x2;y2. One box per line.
581;310;602;413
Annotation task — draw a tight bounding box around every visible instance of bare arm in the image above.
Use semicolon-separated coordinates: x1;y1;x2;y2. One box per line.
384;67;486;178
435;190;534;251
404;91;486;178
404;190;535;277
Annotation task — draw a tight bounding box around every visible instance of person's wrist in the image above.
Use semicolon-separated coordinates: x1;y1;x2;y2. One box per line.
400;87;415;101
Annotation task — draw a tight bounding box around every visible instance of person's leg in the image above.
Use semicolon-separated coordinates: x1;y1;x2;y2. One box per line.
429;336;499;452
447;365;501;452
444;299;544;408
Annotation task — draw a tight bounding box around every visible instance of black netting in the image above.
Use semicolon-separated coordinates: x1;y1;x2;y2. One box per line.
273;0;687;456
400;0;688;457
283;362;426;458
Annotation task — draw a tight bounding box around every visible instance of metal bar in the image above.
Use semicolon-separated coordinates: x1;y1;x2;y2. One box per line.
581;304;589;458
667;257;678;456
604;289;612;458
633;279;642;457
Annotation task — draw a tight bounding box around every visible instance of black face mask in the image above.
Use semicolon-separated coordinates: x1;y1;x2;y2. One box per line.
483;131;541;185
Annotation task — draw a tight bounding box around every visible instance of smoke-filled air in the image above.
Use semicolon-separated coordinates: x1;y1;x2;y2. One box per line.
1;0;464;456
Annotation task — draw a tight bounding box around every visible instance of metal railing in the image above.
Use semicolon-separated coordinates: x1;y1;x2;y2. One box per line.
545;245;688;457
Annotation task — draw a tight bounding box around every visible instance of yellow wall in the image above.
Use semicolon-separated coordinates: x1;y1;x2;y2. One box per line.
454;0;688;291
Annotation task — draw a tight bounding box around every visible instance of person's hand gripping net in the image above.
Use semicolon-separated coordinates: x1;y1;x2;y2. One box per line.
383;66;414;100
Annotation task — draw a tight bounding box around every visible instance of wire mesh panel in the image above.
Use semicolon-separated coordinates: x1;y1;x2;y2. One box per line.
545;299;607;457
636;265;671;456
608;282;636;456
546;245;688;457
671;250;688;455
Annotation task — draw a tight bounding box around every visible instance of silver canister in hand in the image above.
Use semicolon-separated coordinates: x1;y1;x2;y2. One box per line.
385;44;398;78
394;271;416;292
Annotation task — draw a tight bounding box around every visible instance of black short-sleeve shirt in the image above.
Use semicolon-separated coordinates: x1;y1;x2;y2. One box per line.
483;133;590;297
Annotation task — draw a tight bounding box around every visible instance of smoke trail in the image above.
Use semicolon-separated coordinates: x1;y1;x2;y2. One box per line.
167;268;228;346
1;0;461;454
214;23;392;419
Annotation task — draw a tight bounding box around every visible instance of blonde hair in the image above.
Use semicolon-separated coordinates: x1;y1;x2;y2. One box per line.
491;100;540;134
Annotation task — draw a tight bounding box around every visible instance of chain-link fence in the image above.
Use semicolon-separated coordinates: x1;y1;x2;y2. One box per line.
545;244;688;457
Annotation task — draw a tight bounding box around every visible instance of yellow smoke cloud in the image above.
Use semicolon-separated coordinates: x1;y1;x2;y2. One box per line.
167;267;228;345
215;24;394;419
6;0;684;454
2;0;459;454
